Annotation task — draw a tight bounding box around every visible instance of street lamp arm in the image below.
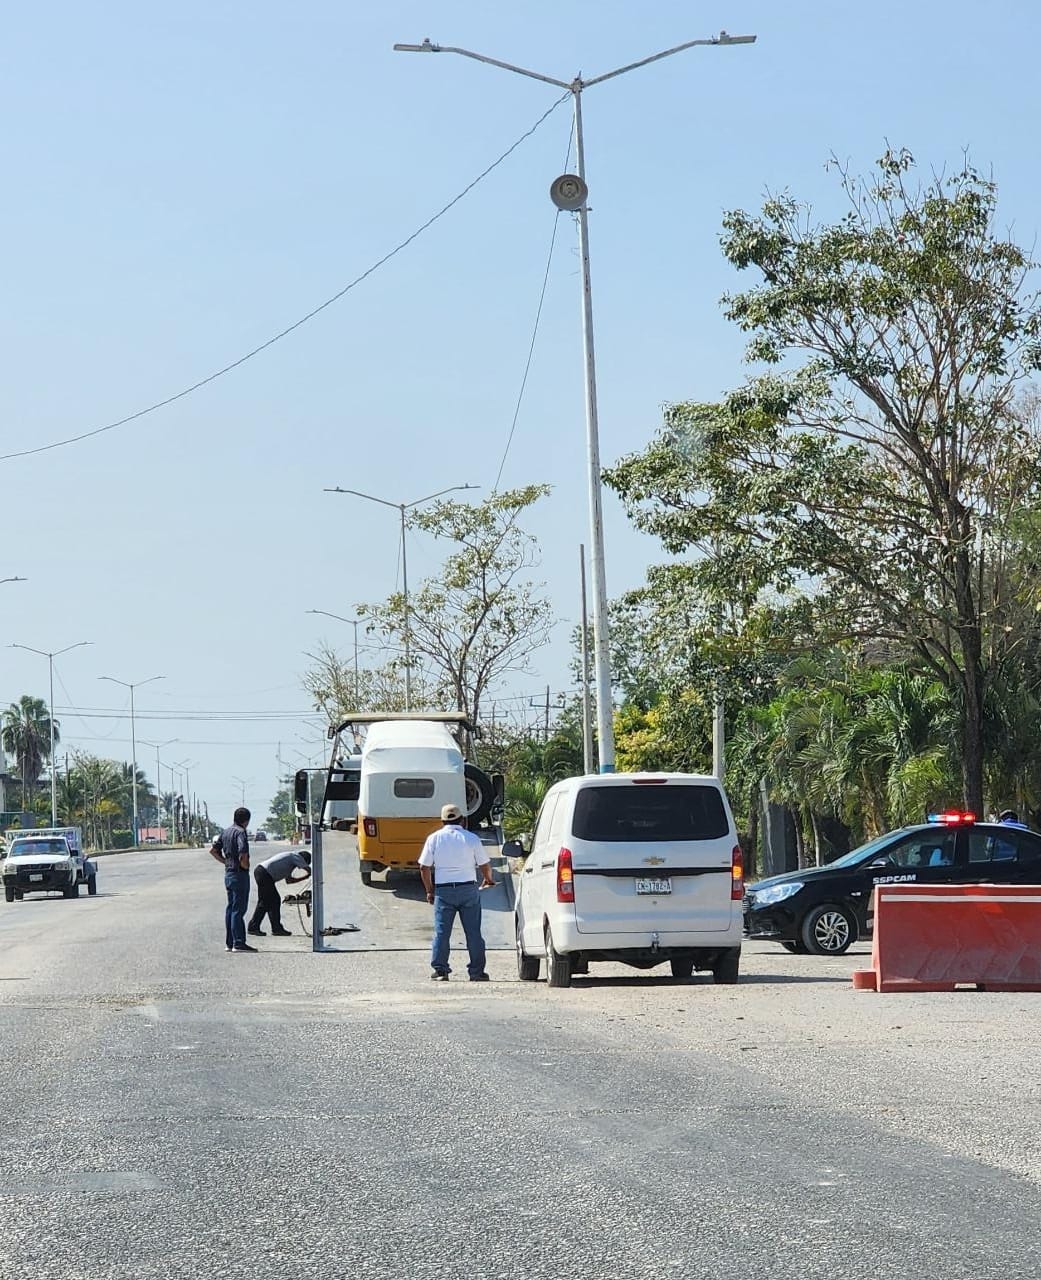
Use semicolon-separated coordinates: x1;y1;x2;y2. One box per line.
583;32;757;87
404;483;480;510
324;487;402;512
53;640;92;659
307;609;357;626
10;640;91;660
394;40;571;89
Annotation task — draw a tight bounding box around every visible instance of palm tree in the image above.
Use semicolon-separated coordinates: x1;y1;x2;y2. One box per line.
503;775;551;841
1;695;58;810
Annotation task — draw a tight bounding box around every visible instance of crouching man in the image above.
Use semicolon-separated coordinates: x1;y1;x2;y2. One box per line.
247;847;311;938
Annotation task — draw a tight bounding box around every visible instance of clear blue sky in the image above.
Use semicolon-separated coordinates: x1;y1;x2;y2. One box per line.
2;1;1038;820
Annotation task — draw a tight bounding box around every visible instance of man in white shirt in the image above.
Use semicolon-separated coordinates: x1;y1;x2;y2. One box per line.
418;803;495;982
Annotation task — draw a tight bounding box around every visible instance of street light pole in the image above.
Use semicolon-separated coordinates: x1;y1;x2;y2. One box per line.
99;674;164;846
393;31;755;770
9;640;91;824
324;484;479;711
141;739;177;843
306;611;360;706
175;758;197;842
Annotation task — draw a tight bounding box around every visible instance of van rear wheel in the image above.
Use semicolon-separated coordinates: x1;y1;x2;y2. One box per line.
544;925;572;988
712;947;740;985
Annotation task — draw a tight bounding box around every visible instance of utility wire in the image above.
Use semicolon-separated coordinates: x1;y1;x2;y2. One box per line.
0;93;571;464
492;128;574;493
492;209;562;492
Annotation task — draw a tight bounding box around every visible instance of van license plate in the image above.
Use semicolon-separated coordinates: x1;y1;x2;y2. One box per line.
29;874;43;882
635;877;671;895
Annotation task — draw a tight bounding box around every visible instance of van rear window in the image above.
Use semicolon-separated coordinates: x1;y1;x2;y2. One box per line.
393;778;435;799
571;785;728;842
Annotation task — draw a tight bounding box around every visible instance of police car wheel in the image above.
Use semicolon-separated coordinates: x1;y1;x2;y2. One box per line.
800;904;855;955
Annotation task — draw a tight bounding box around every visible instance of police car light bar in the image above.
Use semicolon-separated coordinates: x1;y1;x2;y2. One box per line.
927;811;976;825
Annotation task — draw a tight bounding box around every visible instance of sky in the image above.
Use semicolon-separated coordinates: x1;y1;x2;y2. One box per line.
2;0;1039;824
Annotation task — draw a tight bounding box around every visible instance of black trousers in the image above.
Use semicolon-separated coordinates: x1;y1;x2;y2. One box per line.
248;867;282;931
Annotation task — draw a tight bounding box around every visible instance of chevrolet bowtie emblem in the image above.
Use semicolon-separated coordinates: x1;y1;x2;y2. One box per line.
642;856;666;865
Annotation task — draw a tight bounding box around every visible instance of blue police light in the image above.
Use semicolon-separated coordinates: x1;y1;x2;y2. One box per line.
926;811;976;825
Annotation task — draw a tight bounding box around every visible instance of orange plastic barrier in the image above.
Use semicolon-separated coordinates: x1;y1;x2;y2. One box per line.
852;883;1041;993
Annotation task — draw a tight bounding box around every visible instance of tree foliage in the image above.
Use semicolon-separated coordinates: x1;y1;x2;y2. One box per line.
606;151;1041;813
2;695;58;810
304;487;556;749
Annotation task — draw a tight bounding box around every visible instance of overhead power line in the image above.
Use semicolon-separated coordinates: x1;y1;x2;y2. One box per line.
492;127;574;493
0;93;570;464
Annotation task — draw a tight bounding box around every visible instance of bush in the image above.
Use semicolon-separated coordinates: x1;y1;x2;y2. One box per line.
111;830;134;849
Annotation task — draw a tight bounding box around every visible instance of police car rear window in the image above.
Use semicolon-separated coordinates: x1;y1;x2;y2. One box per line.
571;785;728;842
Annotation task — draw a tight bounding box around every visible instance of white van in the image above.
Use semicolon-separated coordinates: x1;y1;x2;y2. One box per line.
508;773;743;987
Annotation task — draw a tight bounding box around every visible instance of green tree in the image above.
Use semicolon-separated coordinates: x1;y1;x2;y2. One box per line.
606;151;1041;814
301;643;441;728
357;486;555;749
2;695;58;810
266;786;297;839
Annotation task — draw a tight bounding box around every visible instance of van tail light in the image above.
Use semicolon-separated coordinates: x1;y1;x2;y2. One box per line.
731;844;744;900
556;847;575;903
363;818;378;838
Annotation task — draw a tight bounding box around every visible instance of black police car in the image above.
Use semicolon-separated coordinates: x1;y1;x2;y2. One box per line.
743;813;1041;955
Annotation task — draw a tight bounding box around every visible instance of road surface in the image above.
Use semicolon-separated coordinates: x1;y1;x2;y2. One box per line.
2;843;1040;1279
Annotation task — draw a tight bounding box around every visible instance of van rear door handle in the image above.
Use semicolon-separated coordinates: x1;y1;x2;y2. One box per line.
540;859;555;869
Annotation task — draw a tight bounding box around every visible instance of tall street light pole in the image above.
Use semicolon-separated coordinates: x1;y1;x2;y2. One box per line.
393;31;756;770
175;758;197;841
9;640;92;824
141;739;178;843
231;775;252;809
307;610;360;707
324;484;479;711
99;674;164;846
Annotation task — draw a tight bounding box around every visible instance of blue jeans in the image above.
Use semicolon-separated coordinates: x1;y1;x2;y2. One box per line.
225;870;250;949
431;882;486;977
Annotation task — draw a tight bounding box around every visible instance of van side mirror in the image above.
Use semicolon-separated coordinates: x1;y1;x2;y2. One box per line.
501;839;524;859
294;770;309;815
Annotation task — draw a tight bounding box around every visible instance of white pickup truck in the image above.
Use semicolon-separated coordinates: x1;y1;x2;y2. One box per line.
1;827;97;901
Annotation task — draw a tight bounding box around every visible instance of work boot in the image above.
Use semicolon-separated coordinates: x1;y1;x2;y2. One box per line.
271;927;292;937
247;926;265;936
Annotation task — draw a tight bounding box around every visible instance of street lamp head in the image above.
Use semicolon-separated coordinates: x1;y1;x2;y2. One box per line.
716;31;757;45
393;39;439;53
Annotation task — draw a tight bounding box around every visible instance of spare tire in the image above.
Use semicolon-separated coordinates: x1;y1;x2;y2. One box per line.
463;763;494;828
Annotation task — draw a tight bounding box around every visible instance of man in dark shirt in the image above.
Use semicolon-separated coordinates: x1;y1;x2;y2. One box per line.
247;848;311;937
209;807;255;952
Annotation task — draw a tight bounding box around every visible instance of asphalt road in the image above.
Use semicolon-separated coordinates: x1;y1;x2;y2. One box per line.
2;844;1041;1279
